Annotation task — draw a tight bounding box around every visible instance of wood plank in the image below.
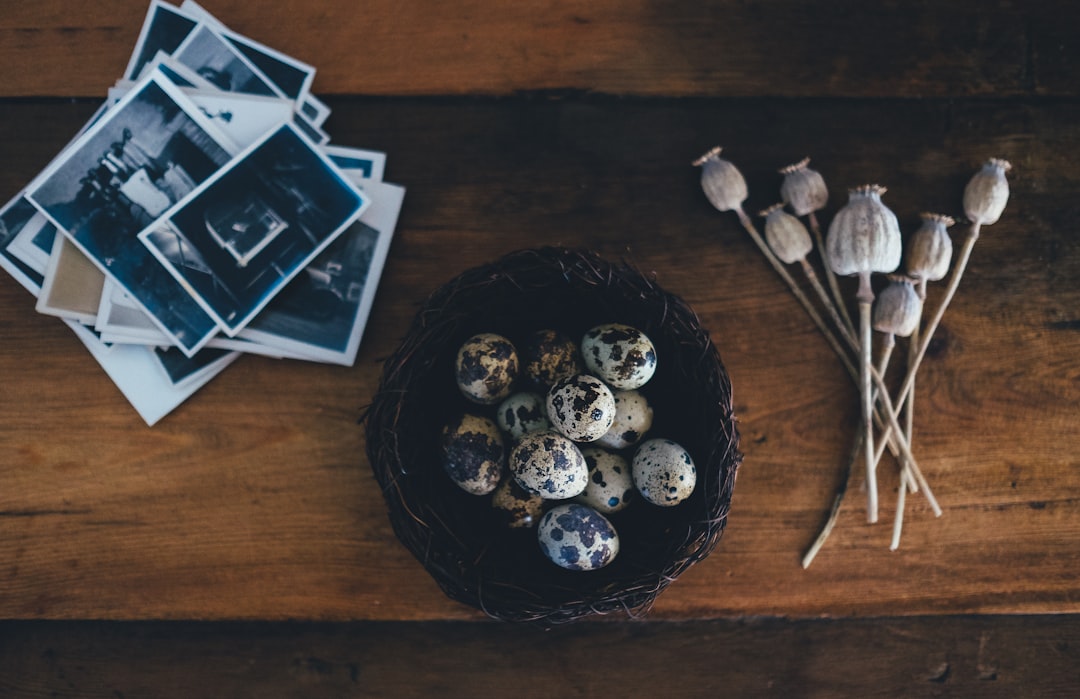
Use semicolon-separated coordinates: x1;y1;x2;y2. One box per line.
0;96;1077;622
0;0;1076;98
2;615;1080;697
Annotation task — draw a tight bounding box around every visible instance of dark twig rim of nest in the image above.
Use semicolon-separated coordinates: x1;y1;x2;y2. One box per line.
364;247;741;623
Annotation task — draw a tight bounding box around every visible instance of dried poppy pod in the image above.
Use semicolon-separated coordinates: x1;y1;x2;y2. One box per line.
873;276;922;339
906;213;954;283
963;158;1011;226
693;146;748;213
826;184;901;524
779;157;828;216
826;185;902;296
760;203;813;264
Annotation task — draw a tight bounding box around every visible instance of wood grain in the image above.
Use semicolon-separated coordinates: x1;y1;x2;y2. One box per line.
1;95;1076;622
0;0;1076;98
2;616;1080;697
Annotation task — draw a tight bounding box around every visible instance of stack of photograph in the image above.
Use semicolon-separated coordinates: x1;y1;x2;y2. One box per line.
0;0;405;425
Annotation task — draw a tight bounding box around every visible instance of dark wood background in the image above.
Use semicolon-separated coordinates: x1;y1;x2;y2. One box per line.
1;1;1078;695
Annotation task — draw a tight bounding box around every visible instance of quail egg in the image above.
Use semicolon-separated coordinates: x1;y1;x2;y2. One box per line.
521;329;584;389
546;374;616;442
440;414;506;495
632;438;697;507
596;389;654;450
537;503;620;571
491;475;546;529
509;430;588;499
576;447;635;514
581;323;657;390
496;392;551;441
455;333;520;405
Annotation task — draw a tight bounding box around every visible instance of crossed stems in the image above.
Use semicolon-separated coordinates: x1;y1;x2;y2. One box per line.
734;207;934;501
730;207;951;568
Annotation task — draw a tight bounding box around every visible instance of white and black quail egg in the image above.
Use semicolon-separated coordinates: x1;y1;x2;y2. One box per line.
521;329;584;389
632;438;697;507
509;430;588;500
537;503;620;571
496;392;550;441
455;333;520;405
491;475;546;529
596;389;654;450
440;414;506;495
576;447;635;514
581;323;657;390
546;374;616;442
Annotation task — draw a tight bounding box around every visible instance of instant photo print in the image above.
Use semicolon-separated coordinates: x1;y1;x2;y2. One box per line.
26;68;238;355
1;1;403;425
139;122;369;336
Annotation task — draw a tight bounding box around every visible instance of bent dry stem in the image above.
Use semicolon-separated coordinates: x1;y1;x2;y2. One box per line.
875;222;982;474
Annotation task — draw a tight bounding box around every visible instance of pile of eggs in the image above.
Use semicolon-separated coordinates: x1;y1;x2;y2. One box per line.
440;323;698;572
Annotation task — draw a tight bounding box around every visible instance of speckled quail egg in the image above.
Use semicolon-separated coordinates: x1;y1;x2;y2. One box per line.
581;323;657;390
537;503;620;571
509;430;588;500
455;333;520;405
440;414;506;495
496;392;551;441
521;329;584;389
596;390;654;450
546;374;616;442
491;475;546;529
576;447;635;514
632;438;697;507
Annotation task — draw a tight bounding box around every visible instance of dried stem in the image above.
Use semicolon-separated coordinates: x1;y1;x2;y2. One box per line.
734;206;857;378
890;471;908;551
802;429;865;569
800;258;858;349
876;222;982;473
857;274;877;523
869;363;942;517
808;211;856;339
892;279;927;550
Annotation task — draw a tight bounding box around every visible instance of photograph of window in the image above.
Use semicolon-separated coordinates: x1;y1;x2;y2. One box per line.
140;122;367;336
27;70;236;355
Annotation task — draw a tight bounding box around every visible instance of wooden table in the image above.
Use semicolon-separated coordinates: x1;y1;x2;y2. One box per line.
2;1;1079;695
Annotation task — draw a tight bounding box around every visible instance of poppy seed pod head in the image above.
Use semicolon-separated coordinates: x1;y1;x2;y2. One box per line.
825;185;902;278
779;157;828;216
872;276;923;338
693;146;748;213
963;158;1011;226
906;213;954;282
760;202;813;264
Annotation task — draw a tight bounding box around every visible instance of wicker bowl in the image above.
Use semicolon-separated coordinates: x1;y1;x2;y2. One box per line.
364;247;741;622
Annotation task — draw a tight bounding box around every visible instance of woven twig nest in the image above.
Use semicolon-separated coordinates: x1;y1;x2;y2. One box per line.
365;247;741;622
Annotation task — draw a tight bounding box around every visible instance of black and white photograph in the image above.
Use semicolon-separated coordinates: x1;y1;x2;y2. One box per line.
95;278;171;345
323;145;386;182
185;91;295;150
172;24;280;98
152;345;235;386
134;50;217;90
119;60;294;152
291;111;330;145
239;179;403;365
3;196;56;276
139;122;368;335
123;0;199;81
26;69;237;356
0;194;48;294
222;29;316;101
300;94;331;128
